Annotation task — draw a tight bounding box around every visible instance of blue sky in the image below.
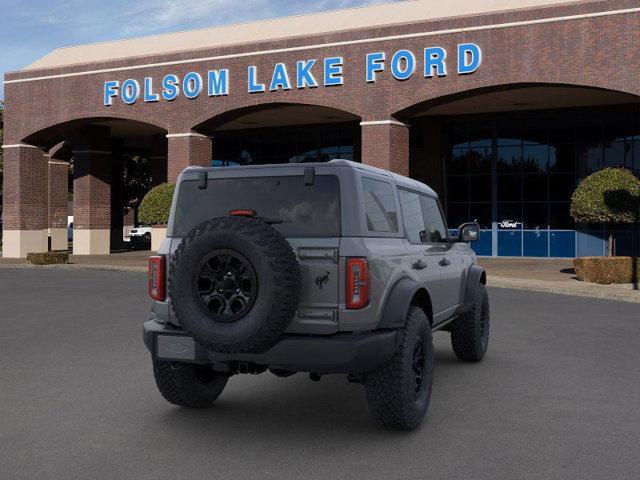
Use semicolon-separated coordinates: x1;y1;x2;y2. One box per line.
0;0;400;100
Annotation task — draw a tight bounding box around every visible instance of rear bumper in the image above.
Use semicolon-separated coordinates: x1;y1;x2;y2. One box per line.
143;320;399;374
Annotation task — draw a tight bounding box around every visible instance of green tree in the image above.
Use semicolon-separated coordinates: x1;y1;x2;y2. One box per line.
570;167;640;256
138;183;175;226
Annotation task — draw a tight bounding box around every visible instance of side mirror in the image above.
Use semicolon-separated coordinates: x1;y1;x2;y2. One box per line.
458;222;481;242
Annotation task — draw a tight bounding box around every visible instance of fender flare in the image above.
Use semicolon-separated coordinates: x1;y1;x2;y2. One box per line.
378;278;428;329
460;265;486;314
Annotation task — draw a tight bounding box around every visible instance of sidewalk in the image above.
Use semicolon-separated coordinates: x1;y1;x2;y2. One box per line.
479;258;640;303
1;251;639;303
0;250;149;272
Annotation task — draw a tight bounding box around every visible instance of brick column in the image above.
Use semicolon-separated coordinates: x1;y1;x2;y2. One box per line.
1;144;49;258
73;149;111;255
167;133;212;184
48;159;69;251
360;120;410;176
71;126;112;255
151;134;168;187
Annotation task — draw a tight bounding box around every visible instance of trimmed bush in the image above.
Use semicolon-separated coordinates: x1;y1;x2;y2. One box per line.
27;251;70;265
570;168;640;224
139;183;175;226
574;256;640;284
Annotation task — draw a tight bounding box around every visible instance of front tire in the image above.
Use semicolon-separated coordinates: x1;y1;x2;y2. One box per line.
364;306;434;431
450;283;490;361
153;360;228;408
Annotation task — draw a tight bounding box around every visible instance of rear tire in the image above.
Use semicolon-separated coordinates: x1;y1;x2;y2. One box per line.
153;360;228;408
450;283;490;362
364;306;434;431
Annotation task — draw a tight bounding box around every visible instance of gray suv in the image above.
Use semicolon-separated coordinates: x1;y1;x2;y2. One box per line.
143;160;489;430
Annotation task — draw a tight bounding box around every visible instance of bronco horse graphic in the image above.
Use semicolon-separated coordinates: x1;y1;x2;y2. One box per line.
315;271;331;290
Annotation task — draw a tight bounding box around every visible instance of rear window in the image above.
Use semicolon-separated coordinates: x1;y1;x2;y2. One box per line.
172;175;341;237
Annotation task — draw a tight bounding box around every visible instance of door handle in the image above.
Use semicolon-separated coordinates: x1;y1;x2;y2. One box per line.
439;257;451;267
412;260;428;270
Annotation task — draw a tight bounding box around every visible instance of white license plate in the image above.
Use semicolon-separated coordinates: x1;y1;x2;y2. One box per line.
156;335;196;361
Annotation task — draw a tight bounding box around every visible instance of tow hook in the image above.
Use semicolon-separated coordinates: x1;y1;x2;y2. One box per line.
309;373;322;382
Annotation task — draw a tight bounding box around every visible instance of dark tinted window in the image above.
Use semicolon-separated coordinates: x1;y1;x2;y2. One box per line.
420;196;447;243
361;178;398;233
399;190;426;244
173;175;340;237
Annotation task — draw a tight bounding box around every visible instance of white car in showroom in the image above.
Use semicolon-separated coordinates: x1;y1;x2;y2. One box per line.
126;226;152;249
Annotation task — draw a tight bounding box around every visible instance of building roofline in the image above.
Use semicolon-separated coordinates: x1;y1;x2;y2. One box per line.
19;0;597;72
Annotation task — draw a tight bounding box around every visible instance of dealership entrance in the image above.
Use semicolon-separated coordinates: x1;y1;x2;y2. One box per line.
406;86;640;258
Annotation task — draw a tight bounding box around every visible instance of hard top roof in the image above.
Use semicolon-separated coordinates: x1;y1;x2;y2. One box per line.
184;159;438;197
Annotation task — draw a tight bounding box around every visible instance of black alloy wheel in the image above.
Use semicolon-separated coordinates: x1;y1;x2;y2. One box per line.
412;338;426;399
193;249;258;323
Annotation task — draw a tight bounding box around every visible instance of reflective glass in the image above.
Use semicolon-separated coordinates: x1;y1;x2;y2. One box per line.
470;175;492;202
497;146;522;173
497;175;521;201
361;178;398;233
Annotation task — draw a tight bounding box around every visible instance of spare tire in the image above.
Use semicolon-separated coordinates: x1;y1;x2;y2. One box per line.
169;216;301;353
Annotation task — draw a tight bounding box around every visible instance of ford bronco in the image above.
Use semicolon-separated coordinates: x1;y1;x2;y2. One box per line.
143;160;489;430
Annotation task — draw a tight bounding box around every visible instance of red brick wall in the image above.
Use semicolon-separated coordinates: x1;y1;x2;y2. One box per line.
72;151;111;230
361;123;410;175
2;147;48;230
4;1;640;146
167;135;212;183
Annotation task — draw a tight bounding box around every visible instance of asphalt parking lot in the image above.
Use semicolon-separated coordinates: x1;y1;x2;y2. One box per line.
1;268;639;480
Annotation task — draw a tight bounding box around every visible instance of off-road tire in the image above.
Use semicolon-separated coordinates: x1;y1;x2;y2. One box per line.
170;216;301;353
364;306;434;431
153;360;228;408
451;283;490;361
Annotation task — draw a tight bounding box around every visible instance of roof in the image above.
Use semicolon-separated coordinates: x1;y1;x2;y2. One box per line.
25;0;587;70
184;159;438;197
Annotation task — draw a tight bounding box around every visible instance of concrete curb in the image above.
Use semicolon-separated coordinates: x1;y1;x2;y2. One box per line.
0;263;147;273
488;276;640;304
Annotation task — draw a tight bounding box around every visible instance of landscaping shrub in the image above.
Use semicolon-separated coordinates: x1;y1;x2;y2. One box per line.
138;183;175;226
27;251;70;265
570;168;640;257
574;256;640;284
570;168;640;224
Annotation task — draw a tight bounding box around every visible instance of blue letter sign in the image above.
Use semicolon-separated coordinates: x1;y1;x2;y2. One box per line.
457;43;482;75
102;45;483;105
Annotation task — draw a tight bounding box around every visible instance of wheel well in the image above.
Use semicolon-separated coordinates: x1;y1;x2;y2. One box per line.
411;289;433;326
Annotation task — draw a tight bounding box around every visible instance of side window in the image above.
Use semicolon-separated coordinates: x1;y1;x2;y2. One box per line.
420;196;448;243
399;189;426;244
361;177;398;233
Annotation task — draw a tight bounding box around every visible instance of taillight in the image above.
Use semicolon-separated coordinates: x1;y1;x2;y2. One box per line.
229;209;256;217
148;255;166;301
346;258;369;309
